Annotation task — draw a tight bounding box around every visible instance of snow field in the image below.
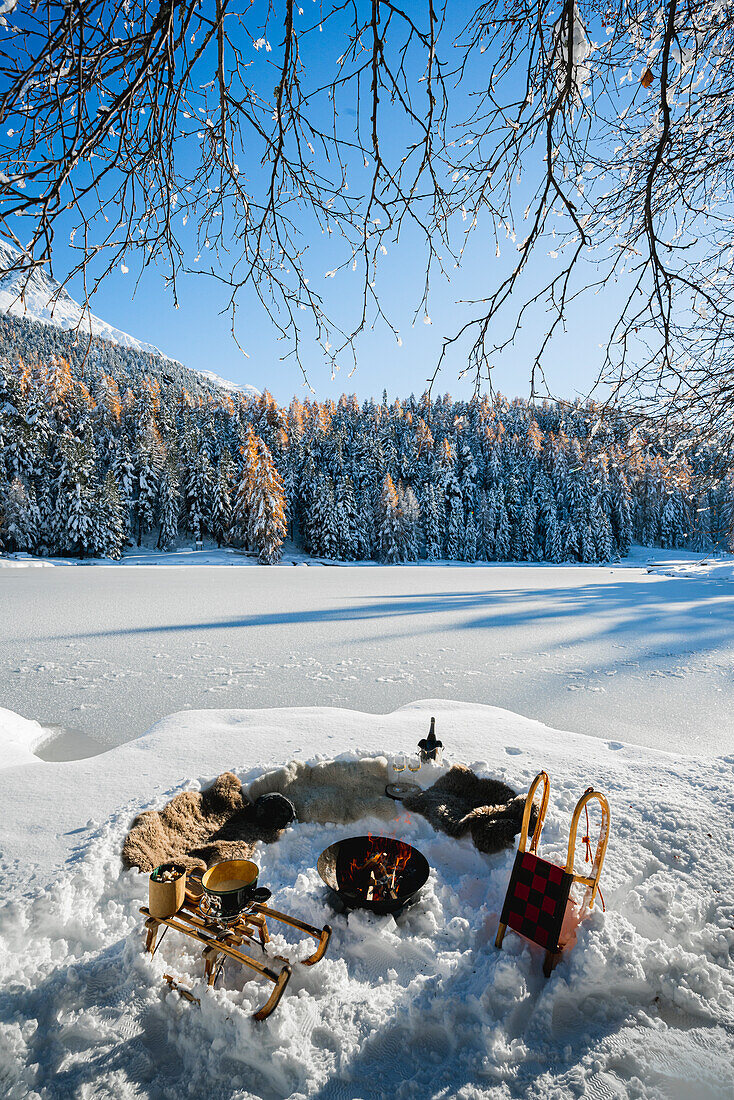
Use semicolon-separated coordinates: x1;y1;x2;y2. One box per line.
2;556;733;760
0;702;732;1098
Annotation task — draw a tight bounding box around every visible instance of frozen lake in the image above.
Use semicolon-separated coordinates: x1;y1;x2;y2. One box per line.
1;557;732;756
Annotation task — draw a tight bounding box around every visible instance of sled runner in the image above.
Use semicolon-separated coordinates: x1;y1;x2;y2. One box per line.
141;894;331;1019
495;770;610;976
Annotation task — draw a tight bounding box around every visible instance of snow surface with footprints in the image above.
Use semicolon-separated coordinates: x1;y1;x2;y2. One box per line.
2;549;733;759
0;702;732;1099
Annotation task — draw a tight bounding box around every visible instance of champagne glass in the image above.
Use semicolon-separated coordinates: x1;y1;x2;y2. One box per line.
392;752;406;775
407;754;421;773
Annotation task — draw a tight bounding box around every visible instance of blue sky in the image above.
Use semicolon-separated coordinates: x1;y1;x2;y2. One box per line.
76;220;613;408
22;2;622;408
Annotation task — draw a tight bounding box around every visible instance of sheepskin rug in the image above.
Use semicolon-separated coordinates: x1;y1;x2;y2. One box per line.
247;756;393;825
122;771;269;873
122;757;526;873
122;757;392;873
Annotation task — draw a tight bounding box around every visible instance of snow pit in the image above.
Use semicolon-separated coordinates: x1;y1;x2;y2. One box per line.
0;702;733;1098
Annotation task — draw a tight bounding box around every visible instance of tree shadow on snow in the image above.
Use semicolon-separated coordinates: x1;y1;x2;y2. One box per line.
41;575;734;670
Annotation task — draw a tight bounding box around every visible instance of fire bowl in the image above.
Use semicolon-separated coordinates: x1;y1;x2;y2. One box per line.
317;836;429;916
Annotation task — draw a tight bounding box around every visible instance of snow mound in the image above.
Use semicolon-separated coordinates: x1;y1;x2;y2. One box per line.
646;556;734;584
0;702;733;1098
0;553;55;568
0;706;48;767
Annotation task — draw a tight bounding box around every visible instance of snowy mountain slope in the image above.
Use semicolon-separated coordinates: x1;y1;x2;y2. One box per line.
0;241;167;357
0;240;259;395
195;368;260;397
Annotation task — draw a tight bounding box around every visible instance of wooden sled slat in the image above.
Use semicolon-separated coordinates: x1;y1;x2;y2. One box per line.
140;893;331;1019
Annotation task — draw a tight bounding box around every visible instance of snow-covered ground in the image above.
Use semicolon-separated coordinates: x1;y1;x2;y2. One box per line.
1;552;732;758
645;556;734;584
0;707;49;768
0;701;732;1099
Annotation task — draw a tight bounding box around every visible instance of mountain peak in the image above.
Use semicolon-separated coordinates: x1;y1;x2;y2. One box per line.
0;241;259;396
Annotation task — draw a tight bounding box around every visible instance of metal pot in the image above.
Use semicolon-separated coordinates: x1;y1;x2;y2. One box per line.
189;859;271;920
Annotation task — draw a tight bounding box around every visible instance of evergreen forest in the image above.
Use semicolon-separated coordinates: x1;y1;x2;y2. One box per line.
0;348;731;565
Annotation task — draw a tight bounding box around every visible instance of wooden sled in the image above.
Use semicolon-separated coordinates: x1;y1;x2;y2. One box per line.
495;771;610;976
141;896;331;1020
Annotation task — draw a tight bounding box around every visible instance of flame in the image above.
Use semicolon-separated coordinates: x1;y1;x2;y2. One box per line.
343;836;413;902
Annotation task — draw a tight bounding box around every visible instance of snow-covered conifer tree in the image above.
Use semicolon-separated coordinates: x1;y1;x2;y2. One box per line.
689;493;713;552
609;462;633;556
334;475;358;560
94;470;125;559
638;458;666;546
543;509;563;563
353;486;375;560
445;492;463;560
580;523;596;563
461;508;478;562
305;474;337;558
518;497;537;560
722;476;734;552
421;483;443;561
317;477;341;559
660;491;688;549
184;449;213;543
112;440;135;540
53;429;96;558
157;463;180;550
590;497;613;560
375;473;403;563
494;495;511;560
398;484;420;561
3;476;38;552
459;443;477;514
248;437;287;564
135;429;161;545
211;449;234;547
232;426;260;550
478;490;497;560
562;517;579;561
474;493;489;561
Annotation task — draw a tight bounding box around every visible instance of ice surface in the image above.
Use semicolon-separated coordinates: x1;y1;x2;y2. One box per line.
0;702;732;1098
1;552;732;757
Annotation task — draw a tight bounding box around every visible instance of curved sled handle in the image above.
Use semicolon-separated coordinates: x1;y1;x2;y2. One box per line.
518;771;550;855
566;788;611;909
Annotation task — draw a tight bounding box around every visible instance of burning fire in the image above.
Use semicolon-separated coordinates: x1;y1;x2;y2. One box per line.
343;835;413;903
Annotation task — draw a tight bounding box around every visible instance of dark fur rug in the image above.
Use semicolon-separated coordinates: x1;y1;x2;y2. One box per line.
402;765;530;853
122;772;284;874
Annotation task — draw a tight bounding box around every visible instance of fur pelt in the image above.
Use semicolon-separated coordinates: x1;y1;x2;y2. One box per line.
402;764;529;854
122;757;393;873
122;771;282;874
247;756;392;825
122;758;525;873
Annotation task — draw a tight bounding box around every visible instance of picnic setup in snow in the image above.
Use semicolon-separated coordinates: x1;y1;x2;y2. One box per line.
123;719;611;1020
